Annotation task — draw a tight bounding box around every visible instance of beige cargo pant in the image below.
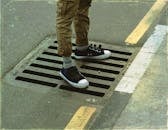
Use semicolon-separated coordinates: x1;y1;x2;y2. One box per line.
56;0;92;57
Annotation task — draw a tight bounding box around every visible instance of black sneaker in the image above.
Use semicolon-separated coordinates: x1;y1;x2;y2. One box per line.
74;44;111;60
59;66;89;88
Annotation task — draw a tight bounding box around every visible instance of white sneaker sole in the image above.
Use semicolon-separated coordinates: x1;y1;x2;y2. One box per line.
74;50;111;60
59;72;89;88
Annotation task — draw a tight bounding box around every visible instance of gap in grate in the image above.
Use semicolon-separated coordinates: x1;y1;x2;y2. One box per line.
12;38;135;98
28;63;115;82
59;85;105;97
15;76;57;87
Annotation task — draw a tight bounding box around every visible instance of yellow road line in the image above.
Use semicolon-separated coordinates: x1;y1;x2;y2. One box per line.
65;106;96;130
125;0;167;45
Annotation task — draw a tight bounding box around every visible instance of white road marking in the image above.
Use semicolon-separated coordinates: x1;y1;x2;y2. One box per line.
167;98;168;128
115;25;167;93
167;28;168;66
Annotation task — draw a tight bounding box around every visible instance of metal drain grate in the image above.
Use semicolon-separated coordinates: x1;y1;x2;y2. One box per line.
5;36;136;98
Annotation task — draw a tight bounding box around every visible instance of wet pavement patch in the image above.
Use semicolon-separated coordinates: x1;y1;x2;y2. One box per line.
90;91;131;129
4;36;139;104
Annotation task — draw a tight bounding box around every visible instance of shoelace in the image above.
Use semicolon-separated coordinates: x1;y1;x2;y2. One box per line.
88;44;103;54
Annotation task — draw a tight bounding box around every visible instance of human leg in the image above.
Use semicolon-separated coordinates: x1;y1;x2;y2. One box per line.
73;0;111;60
56;0;89;88
74;0;91;47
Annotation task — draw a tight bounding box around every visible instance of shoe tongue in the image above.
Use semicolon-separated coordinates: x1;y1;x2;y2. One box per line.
64;66;75;70
69;66;77;71
70;67;83;80
76;45;88;51
67;67;79;76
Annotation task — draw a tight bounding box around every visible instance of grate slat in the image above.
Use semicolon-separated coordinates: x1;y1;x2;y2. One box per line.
81;65;120;74
82;60;124;68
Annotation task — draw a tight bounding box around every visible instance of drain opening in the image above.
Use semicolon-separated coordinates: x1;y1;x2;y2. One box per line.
23;70;62;80
48;46;57;50
42;52;61;57
23;69;110;89
12;38;134;98
54;40;76;46
37;56;124;68
30;63;60;71
81;60;124;68
53;40;132;56
59;85;105;97
48;45;132;56
82;73;115;81
29;63;115;81
21;70;110;89
107;49;132;55
36;57;62;64
42;51;76;59
109;56;128;61
43;51;128;62
16;76;57;87
89;82;110;89
48;46;76;53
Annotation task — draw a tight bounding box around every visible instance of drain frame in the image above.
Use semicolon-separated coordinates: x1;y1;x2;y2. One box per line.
4;36;140;104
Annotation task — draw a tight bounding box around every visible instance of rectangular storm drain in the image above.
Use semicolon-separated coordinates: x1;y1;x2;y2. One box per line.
5;36;137;98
